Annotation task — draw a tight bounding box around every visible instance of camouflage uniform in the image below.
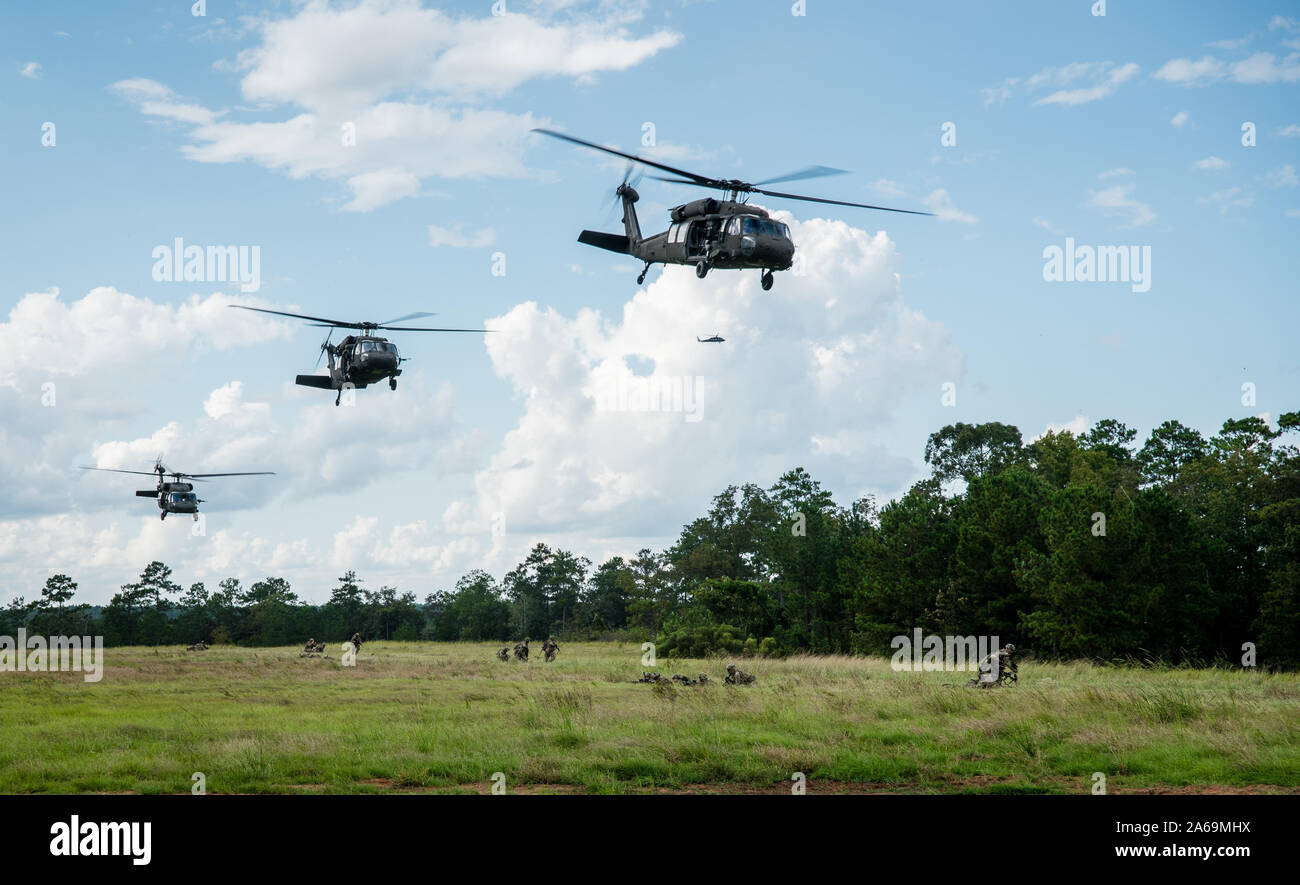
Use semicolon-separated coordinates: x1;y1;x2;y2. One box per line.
514;638;530;661
496;647;510;662
350;633;362;653
724;664;755;685
635;671;666;683
971;644;1017;687
542;637;560;663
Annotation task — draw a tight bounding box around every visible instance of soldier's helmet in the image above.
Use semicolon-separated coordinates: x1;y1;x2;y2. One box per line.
1004;643;1016;653
727;664;737;673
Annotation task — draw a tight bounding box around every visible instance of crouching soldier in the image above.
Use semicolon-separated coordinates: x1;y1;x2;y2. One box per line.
724;664;755;685
542;636;560;663
971;643;1017;687
496;647;510;662
514;638;530;661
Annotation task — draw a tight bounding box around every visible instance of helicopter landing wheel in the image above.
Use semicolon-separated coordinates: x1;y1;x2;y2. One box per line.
761;269;774;291
160;511;167;521
389;377;397;391
695;260;710;279
636;271;646;285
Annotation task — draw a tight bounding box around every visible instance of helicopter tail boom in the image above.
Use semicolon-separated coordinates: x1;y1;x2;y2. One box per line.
577;230;631;254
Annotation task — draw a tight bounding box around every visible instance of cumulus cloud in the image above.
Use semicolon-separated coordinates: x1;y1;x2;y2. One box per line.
111;0;681;211
1170;110;1190;127
19;61;41;79
1193;156;1229;171
438;212;963;547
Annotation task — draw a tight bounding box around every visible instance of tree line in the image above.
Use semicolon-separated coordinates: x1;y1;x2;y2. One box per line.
5;412;1297;667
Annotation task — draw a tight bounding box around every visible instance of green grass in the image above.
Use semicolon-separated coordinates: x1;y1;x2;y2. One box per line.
1;642;1297;794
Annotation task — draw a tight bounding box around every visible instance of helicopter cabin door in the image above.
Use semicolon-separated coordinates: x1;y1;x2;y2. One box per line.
684;219;720;259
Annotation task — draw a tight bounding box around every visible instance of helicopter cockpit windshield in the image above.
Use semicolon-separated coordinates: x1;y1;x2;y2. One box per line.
735;216;791;240
169;492;196;505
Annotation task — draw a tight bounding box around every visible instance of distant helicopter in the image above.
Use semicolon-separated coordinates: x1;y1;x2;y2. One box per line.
232;306;491;405
533;129;933;290
80;460;273;521
697;333;725;343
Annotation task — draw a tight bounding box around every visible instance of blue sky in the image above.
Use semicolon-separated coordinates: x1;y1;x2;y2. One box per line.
2;0;1297;603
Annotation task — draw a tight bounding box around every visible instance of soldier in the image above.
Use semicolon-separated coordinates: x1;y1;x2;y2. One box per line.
724;664;755;685
496;647;510;662
542;636;560;663
350;633;362;653
971;643;1017;687
514;638;530;661
304;638;317;653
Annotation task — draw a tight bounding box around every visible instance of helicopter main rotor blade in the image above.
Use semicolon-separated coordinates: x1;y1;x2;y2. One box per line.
533;128;714;187
752;187;936;216
184;472;276;478
648;176;703;186
80;466;164;478
755;165;849;186
377;312;438;326
376;326;493;332
230;305;358;328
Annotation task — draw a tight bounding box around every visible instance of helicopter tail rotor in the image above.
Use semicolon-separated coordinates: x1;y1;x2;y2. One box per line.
315;328;333;370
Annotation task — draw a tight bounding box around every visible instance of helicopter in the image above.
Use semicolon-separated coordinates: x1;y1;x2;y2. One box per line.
533;129;933;291
231;306;491;405
80;459;273;521
697;333;725;343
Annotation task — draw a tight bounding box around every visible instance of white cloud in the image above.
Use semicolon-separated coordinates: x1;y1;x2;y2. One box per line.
1098;167;1135;180
428;223;497;248
1155;51;1300;86
1030;416;1089;443
1279;124;1300;137
19;61;41;79
871;178;906;198
922;189;978;224
111;1;681;211
1262;164;1298;188
439;212;962;543
983;61;1139;107
1197;187;1255;211
1154;56;1227;85
1170;110;1190;127
1033;217;1064;235
1193;156;1229;170
1033;62;1140;106
1087;182;1155;228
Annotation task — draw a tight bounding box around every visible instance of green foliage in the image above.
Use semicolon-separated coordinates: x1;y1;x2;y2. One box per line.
27;411;1300;669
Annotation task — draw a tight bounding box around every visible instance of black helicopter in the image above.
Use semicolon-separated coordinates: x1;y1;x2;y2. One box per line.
232;306;490;405
533;129;933;291
80;460;273;521
697;333;725;343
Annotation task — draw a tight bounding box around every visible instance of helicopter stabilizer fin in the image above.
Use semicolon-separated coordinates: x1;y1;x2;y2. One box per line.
295;375;337;390
577;230;631;255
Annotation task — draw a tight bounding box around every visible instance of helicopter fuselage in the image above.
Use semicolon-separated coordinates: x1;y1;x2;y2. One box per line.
579;185;794;287
296;334;402;394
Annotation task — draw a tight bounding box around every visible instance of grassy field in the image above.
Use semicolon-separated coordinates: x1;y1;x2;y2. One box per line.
2;641;1297;794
